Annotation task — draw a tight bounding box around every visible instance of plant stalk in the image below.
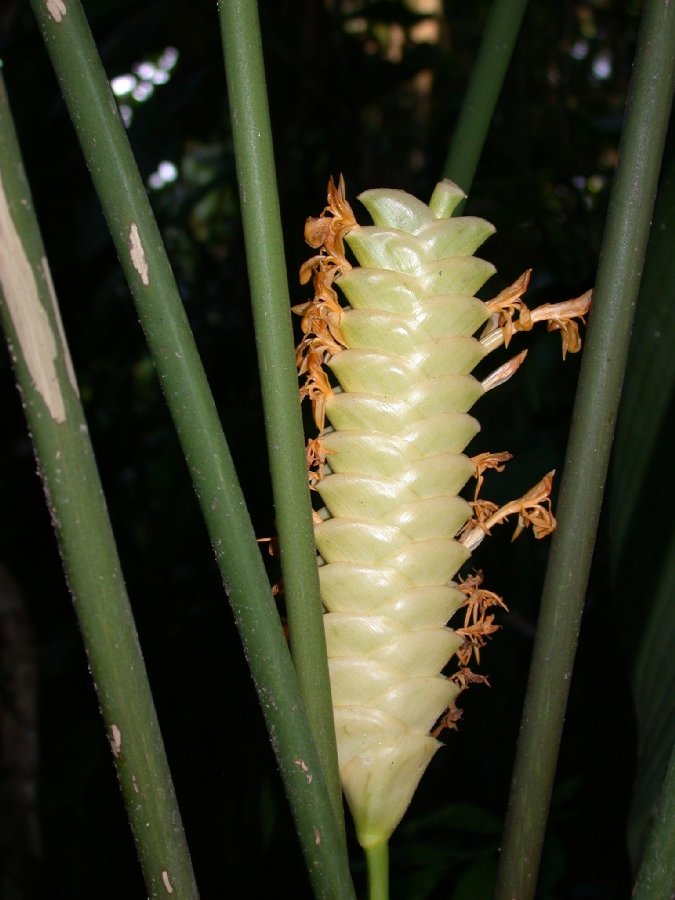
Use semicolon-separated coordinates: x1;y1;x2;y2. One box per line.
216;0;344;840
0;72;199;900
29;1;354;895
365;841;389;900
495;1;675;897
442;0;530;198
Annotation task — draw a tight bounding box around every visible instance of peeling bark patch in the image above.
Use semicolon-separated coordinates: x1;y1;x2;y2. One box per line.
46;0;67;22
41;257;79;395
294;758;313;784
129;223;149;285
161;870;174;894
109;723;122;757
0;177;66;422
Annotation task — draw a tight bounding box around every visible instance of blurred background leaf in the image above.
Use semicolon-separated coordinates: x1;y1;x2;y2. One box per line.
610;157;675;869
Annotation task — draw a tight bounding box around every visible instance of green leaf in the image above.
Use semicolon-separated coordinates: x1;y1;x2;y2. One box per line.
610;157;675;869
402;803;503;837
628;529;675;866
611;158;675;571
451;854;498;900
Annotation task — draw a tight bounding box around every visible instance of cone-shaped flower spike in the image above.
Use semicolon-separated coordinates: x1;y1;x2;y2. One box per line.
295;178;590;852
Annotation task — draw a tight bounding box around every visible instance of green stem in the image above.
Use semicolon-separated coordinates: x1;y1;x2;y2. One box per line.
217;0;344;840
632;740;675;899
365;841;389;900
0;73;198;900
495;2;675;898
29;1;354;895
442;0;530;197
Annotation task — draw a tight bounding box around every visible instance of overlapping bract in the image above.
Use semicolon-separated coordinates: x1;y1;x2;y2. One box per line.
311;181;497;847
294;178;592;848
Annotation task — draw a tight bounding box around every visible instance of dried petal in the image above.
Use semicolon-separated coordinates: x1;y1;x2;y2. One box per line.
481;350;528;392
470;451;513;501
481;277;591;359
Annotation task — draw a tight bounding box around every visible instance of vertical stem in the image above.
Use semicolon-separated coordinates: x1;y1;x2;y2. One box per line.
495;2;675;898
365;841;389;900
217;0;345;839
442;0;530;197
29;1;355;895
0;73;199;900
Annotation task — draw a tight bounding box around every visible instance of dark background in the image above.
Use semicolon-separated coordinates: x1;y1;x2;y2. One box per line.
0;1;667;897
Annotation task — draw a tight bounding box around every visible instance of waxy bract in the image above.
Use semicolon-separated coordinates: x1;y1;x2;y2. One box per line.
311;181;496;848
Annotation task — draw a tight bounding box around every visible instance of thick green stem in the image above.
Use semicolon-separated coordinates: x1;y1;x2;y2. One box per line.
0;73;198;900
495;2;675;898
217;0;344;840
442;0;530;197
29;1;354;895
365;841;389;900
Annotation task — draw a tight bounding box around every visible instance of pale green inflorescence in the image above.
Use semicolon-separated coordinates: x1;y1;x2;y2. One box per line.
311;180;497;849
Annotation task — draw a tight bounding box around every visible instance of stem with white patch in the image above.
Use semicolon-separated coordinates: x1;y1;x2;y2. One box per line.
28;2;355;895
0;71;199;900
